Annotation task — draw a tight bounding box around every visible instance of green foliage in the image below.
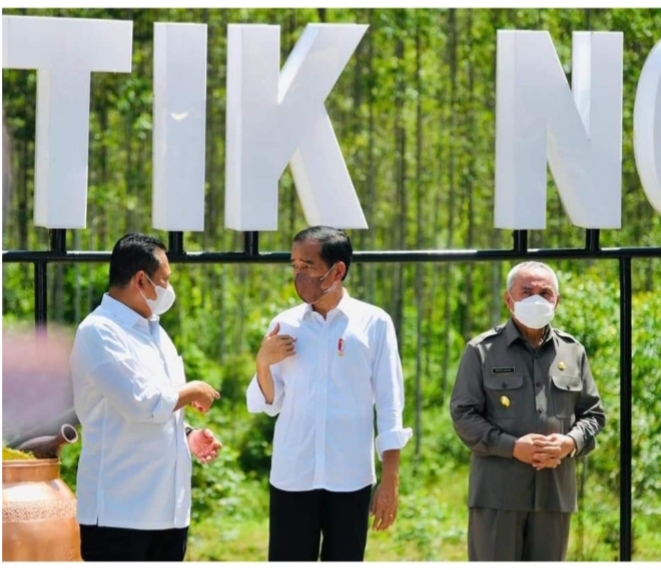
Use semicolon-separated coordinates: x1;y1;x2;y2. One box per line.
2;7;661;562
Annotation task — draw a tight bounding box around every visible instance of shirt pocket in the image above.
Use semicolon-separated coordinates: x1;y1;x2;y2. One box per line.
483;375;525;419
550;375;582;419
338;332;372;376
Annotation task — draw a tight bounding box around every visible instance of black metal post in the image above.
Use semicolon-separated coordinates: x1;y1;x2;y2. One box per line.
619;257;633;561
244;231;259;256
34;261;48;328
49;229;67;254
513;230;528;254
586;229;600;253
168;231;184;255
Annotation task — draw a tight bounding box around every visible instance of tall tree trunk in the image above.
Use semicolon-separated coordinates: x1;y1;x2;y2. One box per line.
52;263;64;322
365;9;376;304
124;106;133;231
202;8;216;320
489;9;504;326
441;9;458;404
18;113;29;250
462;10;475;340
491;262;503;326
98;79;109;249
425;14;446;382
393;12;406;348
353;9;365;298
74;229;82;324
414;14;424;463
287;10;298;244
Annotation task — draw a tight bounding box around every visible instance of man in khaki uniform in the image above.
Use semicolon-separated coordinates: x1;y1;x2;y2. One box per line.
450;261;605;561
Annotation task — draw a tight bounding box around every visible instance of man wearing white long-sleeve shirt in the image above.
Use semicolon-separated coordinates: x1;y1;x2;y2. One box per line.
247;226;412;562
70;233;222;561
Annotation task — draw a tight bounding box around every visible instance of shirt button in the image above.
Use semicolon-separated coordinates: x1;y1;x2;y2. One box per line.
537;408;543;414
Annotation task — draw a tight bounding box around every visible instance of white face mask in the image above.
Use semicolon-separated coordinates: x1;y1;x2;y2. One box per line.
141;275;176;316
511;294;556;329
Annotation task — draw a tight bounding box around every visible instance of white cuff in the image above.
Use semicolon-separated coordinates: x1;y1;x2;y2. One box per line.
375;427;413;460
246;375;280;416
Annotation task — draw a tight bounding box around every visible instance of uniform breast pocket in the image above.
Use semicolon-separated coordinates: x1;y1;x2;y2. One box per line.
550;375;582;419
484;375;525;419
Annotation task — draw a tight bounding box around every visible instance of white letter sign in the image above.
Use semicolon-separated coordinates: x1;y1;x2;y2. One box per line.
152;23;207;231
634;39;661;216
495;31;623;229
225;24;368;231
2;16;133;229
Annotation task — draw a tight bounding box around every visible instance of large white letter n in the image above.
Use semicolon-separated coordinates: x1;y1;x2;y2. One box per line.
225;24;368;231
495;31;623;229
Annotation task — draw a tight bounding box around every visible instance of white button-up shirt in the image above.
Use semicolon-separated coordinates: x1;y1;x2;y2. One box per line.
247;290;412;492
70;294;191;530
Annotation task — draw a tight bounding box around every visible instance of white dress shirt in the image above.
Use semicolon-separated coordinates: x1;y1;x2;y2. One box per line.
247;290;412;492
70;294;191;530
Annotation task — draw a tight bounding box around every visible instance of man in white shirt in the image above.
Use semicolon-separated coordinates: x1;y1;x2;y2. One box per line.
247;226;412;562
70;233;222;561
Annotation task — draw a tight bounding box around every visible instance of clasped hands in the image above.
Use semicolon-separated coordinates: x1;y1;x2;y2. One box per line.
513;433;576;470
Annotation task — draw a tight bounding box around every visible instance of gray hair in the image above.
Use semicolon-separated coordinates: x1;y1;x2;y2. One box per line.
506;261;559;294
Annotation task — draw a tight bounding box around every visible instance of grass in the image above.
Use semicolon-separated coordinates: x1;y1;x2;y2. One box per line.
185;463;661;562
186;468;470;562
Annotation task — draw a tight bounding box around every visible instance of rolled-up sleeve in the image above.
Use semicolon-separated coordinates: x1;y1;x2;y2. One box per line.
450;344;517;458
246;368;285;417
75;324;178;424
373;315;412;460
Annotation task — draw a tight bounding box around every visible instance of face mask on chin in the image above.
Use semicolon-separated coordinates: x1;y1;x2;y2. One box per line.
140;274;176;316
294;264;337;305
511;294;556;329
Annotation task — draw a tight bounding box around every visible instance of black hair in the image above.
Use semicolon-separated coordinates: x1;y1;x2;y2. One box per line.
293;226;353;281
108;233;167;289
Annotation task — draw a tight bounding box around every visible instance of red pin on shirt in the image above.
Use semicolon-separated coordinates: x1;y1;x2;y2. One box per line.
337;338;344;357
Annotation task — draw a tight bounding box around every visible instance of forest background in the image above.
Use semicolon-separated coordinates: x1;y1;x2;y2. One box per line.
2;7;660;561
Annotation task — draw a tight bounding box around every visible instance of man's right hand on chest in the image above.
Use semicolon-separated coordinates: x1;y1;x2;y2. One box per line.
257;323;297;367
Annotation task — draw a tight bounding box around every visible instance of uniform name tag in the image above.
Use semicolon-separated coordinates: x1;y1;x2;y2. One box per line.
492;367;515;374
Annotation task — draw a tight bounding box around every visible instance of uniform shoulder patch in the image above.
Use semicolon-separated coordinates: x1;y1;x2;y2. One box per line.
470;325;506;346
553;328;580;344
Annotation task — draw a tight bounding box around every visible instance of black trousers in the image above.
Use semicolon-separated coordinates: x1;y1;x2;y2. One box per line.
79;524;188;562
268;484;373;562
468;508;572;561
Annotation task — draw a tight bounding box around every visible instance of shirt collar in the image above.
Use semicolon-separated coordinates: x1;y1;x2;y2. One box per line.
101;293;158;329
302;288;352;319
504;317;552;347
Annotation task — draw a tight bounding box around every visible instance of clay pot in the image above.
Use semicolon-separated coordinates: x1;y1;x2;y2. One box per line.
2;458;81;561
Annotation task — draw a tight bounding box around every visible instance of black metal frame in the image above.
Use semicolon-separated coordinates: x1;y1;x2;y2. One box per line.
4;227;661;561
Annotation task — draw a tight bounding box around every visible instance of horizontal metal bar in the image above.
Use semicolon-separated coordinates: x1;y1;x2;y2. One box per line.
3;246;661;264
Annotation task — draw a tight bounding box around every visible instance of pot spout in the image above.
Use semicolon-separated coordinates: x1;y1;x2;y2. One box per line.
16;424;78;459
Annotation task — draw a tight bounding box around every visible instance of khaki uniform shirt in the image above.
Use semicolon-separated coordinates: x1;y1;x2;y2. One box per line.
450;319;606;512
